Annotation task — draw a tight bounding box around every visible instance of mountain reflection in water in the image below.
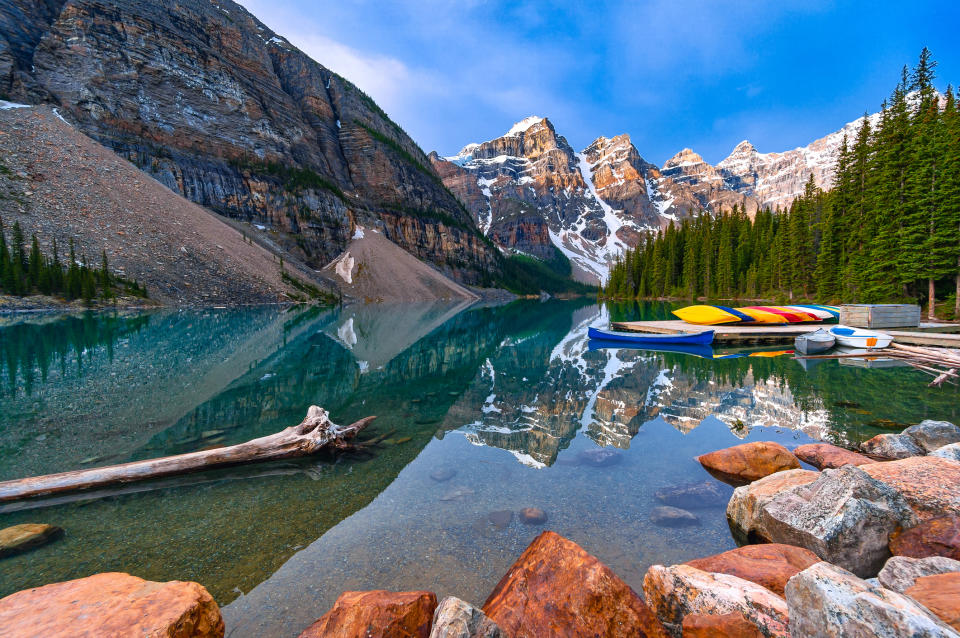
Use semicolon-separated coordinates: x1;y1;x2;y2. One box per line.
1;301;957;636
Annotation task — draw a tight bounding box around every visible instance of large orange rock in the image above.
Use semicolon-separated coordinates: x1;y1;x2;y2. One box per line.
0;572;223;638
696;441;801;486
299;590;437;638
685;543;820;596
861;456;960;522
904;572;960;630
481;531;668;637
681;612;765;637
792;443;873;469
890;515;960;560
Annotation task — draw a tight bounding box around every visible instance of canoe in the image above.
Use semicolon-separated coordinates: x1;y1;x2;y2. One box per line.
587;340;716;359
829;325;893;349
673;304;840;326
587;326;714;345
795;328;836;354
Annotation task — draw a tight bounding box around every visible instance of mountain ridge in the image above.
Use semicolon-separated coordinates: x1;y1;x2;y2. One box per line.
437;108;879;283
0;0;501;288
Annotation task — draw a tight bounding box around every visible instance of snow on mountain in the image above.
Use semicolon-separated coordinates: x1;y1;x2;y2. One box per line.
433;105;894;284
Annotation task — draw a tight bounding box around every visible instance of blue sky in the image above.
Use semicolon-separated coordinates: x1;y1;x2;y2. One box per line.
241;0;959;166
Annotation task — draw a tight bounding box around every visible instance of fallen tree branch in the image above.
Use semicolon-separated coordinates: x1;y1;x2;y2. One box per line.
929;368;958;387
0;406;375;503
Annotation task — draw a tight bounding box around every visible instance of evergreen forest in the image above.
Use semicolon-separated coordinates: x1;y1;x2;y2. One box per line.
602;49;960;318
0;217;148;302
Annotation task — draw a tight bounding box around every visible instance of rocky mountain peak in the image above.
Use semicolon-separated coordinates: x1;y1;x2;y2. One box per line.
506;115;548;136
663;148;707;169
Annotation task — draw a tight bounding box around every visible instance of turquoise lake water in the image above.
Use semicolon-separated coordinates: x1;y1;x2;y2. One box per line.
1;301;957;637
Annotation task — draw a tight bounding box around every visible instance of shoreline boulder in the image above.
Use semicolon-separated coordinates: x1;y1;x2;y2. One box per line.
430;597;505;638
891;515;960;561
792;443;872;469
877;556;960;593
931;443;960;464
684;543;820;596
0;572;223;638
680;612;764;637
642;564;790;638
696;441;801;486
482;531;668;637
785;561;959;637
902;420;960;454
905;573;960;631
299;590;437;638
860;433;924;460
758;465;917;577
725;469;819;543
861;456;960;522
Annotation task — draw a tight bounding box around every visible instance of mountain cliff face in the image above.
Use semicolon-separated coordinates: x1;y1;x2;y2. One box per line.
437;118;758;283
0;0;497;284
438;109;878;283
715;113;880;210
435;117;649;283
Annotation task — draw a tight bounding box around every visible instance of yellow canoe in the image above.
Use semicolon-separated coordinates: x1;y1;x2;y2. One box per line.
673;304;840;326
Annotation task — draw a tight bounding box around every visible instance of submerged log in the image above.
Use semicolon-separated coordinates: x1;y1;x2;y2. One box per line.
0;406;374;503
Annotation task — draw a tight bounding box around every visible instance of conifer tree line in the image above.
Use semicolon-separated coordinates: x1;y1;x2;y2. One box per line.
0;217;148;302
603;49;960;318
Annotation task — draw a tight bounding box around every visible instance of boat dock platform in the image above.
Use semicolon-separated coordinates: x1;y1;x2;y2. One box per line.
610;320;960;348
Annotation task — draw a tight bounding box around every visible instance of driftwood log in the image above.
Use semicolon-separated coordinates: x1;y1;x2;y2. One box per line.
795;342;960;387
0;406;375;503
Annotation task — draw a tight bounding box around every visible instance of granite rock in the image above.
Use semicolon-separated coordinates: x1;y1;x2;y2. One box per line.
877;555;960;592
785;561;958;637
642;564;789;638
758;465;917;576
430;597;505;638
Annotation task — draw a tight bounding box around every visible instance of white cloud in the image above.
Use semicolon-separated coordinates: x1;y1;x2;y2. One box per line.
280;32;448;111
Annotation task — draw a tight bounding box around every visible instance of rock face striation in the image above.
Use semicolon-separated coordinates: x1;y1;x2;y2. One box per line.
0;0;497;285
0;104;328;305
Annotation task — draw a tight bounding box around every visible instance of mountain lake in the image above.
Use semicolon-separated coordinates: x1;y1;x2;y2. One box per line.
1;300;957;637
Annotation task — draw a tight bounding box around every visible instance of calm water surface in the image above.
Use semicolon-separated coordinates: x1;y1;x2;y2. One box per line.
1;301;957;637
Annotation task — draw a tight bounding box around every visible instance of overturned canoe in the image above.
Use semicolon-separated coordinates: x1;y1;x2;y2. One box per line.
673;304;840;326
795;328;836;354
588;326;714;345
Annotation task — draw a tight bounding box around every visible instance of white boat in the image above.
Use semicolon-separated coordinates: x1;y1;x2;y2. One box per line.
795;328;835;354
829;325;893;349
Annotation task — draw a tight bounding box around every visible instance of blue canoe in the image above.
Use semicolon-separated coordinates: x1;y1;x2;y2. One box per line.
587;340;715;359
587;326;714;345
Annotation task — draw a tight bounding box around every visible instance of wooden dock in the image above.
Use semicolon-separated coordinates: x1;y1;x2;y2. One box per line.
610;320;960;348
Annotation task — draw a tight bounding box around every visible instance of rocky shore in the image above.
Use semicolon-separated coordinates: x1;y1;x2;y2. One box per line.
3;419;960;637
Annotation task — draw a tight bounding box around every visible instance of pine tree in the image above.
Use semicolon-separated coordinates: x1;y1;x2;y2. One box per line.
0;217;10;293
100;250;112;298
